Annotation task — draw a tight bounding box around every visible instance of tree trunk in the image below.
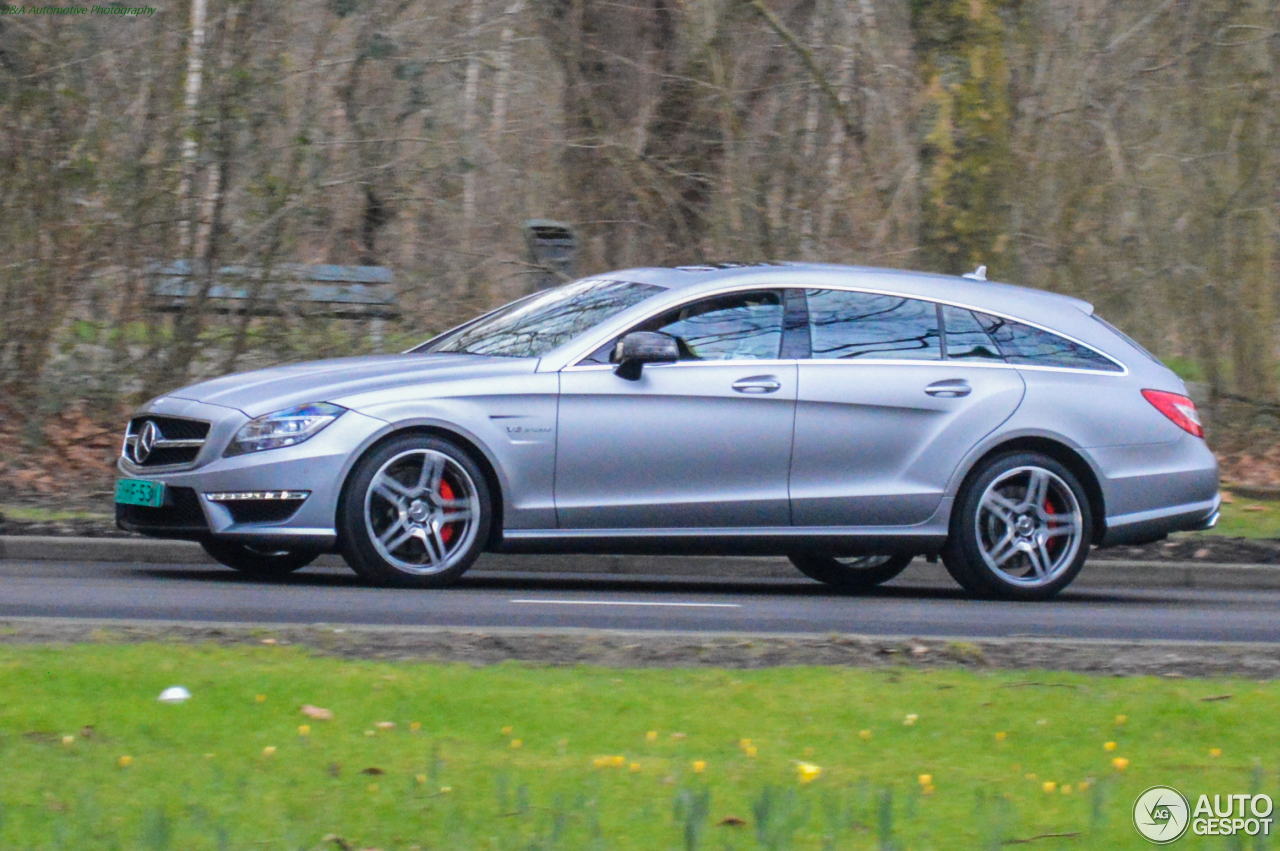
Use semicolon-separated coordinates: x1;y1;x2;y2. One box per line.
909;0;1014;277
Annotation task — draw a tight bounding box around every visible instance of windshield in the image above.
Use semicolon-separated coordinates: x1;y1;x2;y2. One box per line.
421;279;664;358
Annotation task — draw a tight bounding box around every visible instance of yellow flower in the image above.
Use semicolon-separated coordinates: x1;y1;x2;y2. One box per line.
629;762;641;772
415;774;427;784
117;755;133;768
1042;781;1057;793
692;760;707;774
611;755;625;767
440;786;452;794
593;756;610;768
1103;741;1117;751
922;783;935;795
262;746;276;757
646;730;658;742
1112;757;1130;771
501;726;514;736
1061;784;1073;795
298;725;311;737
510;739;523;749
410;722;422;733
995;731;1007;743
1209;748;1222;758
859;730;872;741
904;714;918;726
61;735;75;746
1115;714;1128;726
739;738;753;750
796;762;821;784
255;694;266;703
1078;780;1091;792
918;774;932;786
745;745;758;758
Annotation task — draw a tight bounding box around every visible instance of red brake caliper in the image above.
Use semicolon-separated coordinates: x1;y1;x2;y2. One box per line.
438;479;456;544
1043;497;1058;555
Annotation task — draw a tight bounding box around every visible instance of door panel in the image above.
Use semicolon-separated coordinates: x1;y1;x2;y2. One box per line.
790;364;1025;526
556;363;798;528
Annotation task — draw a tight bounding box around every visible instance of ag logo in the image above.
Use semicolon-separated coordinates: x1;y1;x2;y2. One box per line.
1134;786;1190;844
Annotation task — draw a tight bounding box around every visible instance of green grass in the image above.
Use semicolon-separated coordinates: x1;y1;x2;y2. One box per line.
0;644;1276;849
0;504;111;523
1198;496;1280;539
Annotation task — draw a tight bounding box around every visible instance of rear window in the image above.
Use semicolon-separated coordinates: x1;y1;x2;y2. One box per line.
972;311;1122;372
1092;314;1162;365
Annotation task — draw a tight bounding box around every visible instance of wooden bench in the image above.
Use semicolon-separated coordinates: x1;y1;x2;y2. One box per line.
148;261;398;320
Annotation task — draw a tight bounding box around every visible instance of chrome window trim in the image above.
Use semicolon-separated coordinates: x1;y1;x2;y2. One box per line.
563;358;802;373
560;281;1128;375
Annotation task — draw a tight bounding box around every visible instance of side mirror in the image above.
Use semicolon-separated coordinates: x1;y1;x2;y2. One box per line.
613;331;679;381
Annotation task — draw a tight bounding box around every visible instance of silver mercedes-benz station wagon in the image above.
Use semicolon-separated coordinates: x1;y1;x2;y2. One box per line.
116;263;1219;600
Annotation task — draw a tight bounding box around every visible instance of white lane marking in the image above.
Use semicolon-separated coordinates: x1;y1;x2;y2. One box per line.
510;599;740;609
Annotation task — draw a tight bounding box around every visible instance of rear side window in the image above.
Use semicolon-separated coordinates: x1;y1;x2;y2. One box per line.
941;306;1004;362
972;311;1121;372
806;290;941;360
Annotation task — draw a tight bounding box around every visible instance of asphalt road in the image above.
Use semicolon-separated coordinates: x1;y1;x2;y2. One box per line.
2;558;1280;643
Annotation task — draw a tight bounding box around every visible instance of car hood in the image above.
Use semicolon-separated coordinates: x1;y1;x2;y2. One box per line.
166;353;537;418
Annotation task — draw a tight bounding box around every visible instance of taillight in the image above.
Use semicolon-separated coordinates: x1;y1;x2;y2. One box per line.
1142;389;1204;438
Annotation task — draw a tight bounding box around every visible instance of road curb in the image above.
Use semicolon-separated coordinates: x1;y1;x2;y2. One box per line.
1;617;1278;676
3;535;1280;590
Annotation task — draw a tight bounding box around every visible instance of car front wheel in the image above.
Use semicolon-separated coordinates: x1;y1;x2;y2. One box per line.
338;434;491;587
788;553;913;593
943;452;1092;601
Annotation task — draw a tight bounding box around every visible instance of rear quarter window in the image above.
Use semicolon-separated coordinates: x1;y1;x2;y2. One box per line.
974;312;1122;372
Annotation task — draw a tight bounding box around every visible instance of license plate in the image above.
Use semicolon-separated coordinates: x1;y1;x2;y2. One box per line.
115;478;166;508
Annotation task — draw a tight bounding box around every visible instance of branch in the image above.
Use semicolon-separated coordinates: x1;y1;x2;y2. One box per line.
743;0;862;144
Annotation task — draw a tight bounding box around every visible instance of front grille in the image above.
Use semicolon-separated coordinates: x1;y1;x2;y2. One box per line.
116;486;208;537
224;499;305;525
122;416;211;468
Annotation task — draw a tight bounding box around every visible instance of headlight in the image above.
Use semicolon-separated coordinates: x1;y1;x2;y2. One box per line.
224;403;346;456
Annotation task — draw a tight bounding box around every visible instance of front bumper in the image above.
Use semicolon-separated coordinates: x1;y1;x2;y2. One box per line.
116;403;387;550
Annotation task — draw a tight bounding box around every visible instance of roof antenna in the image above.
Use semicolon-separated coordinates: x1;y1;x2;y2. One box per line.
962;264;987;281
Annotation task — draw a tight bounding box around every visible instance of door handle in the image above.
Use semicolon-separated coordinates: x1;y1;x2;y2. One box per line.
924;379;971;398
732;375;782;394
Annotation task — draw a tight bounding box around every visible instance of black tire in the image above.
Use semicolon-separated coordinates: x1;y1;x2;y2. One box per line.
337;434;492;588
942;452;1093;601
201;540;319;577
788;553;914;593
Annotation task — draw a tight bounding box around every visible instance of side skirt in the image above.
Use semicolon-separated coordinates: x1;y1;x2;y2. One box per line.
496;527;947;557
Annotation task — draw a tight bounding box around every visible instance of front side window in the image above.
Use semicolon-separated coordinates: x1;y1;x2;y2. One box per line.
806;289;941;360
422;278;663;358
973;311;1121;372
584;290;784;363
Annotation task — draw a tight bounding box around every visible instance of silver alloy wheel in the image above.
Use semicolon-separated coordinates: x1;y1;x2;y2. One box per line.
975;465;1083;587
363;448;481;575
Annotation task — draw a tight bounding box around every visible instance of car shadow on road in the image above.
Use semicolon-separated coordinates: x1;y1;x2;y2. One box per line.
134;565;1145;603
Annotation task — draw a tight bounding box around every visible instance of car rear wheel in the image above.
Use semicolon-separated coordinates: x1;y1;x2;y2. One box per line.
943;452;1092;601
788;553;914;593
338;434;491;587
201;540;319;577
